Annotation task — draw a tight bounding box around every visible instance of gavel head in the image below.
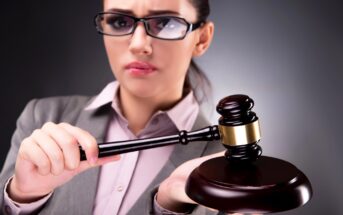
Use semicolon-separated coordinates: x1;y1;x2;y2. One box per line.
186;94;313;213
216;94;262;163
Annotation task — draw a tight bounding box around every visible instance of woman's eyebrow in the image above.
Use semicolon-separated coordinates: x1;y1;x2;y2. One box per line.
147;10;180;16
106;8;180;16
106;8;134;15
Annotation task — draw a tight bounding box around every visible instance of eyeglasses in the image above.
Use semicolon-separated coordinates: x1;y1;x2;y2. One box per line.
94;12;204;40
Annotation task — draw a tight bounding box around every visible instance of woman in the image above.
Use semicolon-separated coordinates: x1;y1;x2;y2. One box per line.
0;0;225;214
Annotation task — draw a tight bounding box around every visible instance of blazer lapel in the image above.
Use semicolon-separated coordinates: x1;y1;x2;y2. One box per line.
128;111;212;214
170;111;212;166
40;103;113;214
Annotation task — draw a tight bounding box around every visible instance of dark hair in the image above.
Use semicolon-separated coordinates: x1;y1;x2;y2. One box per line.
184;0;212;104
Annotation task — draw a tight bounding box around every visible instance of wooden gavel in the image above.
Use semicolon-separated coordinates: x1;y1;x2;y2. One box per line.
80;95;261;162
79;94;312;214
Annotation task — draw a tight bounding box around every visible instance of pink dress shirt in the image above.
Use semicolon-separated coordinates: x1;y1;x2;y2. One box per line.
3;81;199;215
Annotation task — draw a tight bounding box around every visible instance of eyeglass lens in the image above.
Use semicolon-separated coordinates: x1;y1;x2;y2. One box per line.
96;13;189;39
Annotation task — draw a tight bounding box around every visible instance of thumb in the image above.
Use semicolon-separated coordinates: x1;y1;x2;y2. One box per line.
95;154;121;166
77;154;121;172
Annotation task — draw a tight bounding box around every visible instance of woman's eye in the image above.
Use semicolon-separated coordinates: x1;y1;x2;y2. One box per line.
156;18;176;30
106;16;131;29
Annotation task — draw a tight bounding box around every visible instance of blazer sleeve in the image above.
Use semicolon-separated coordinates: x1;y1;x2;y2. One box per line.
0;99;44;214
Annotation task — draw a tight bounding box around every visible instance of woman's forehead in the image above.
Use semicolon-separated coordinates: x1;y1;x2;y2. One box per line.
103;0;196;19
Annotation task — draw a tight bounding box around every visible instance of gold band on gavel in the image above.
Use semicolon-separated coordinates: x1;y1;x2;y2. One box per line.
218;120;261;146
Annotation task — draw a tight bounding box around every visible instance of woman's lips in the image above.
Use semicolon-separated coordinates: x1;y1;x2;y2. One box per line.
125;61;157;76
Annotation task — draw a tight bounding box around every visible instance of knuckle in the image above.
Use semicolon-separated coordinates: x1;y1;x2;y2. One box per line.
39;159;51;171
64;136;78;146
84;137;96;148
81;141;97;153
82;131;96;145
82;130;92;137
88;134;97;144
21;137;31;146
18;146;27;160
31;129;42;137
20;137;34;151
42;121;55;130
50;151;63;162
58;122;70;128
19;138;35;160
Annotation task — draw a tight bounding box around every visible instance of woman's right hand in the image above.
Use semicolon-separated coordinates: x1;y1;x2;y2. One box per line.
7;122;120;203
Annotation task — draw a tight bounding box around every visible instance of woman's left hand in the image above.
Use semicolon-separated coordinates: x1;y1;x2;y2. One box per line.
156;151;262;215
156;151;225;213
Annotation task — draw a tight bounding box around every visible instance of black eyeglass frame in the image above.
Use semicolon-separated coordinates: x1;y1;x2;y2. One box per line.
94;12;205;41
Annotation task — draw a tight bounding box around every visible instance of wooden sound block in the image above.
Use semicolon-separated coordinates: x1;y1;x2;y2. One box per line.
185;156;312;214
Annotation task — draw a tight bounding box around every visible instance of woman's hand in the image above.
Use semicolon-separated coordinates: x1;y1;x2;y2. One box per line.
157;152;261;215
156;151;225;212
8;122;120;203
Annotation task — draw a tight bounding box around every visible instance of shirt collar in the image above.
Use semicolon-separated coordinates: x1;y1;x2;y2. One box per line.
165;91;199;131
85;81;119;111
85;81;199;131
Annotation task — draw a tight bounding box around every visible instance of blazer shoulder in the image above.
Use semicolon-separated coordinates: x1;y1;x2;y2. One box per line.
24;95;94;125
34;95;93;110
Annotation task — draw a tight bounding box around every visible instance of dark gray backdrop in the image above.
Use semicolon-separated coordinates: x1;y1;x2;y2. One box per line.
1;1;342;214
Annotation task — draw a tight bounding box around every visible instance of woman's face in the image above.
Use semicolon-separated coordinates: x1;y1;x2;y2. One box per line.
103;0;205;102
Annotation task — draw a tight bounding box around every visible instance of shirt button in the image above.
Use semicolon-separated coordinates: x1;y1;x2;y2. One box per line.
5;205;11;214
117;185;124;192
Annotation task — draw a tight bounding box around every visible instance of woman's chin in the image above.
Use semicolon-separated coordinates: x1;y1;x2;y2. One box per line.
123;84;160;99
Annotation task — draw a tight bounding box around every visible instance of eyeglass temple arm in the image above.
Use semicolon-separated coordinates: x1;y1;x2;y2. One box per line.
189;21;205;32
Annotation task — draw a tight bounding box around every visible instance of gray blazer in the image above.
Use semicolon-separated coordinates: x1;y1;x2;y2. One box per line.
0;96;223;215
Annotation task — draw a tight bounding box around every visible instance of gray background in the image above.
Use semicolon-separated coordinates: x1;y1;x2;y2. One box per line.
1;0;342;214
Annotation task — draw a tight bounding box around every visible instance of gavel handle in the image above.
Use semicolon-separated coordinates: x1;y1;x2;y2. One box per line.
80;125;220;161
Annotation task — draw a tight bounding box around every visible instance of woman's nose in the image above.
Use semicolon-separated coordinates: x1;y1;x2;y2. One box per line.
128;23;152;56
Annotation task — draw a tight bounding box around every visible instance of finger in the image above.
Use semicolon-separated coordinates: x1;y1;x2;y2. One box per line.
41;122;80;170
96;154;121;166
19;137;51;175
75;154;121;173
58;123;98;166
168;176;196;204
31;129;65;175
